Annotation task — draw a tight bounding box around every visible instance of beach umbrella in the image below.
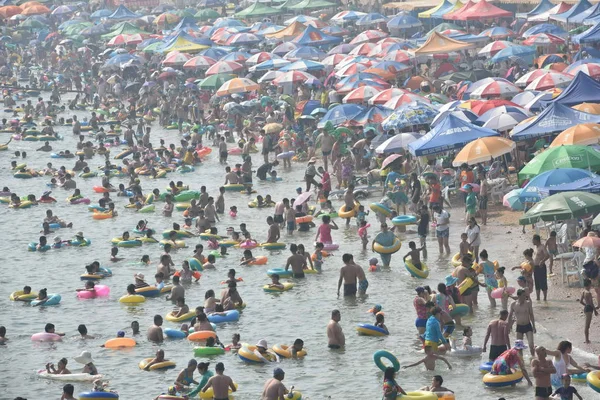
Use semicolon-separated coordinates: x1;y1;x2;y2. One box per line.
216;77;259;96
327;43;354;55
0;5;22;18
317;104;365;128
330;10;366;22
550;124;600;147
519;146;600;182
342;86;381;103
382;93;430;110
205;60;244;76
251;58;290;71
280;60;324;72
503;188;524;211
263;123;283;134
197;73;234;89
478;105;531;121
107;34;129;47
162;51;192;67
524;72;573;91
350;30;387;45
220;51;251;63
225;32;261;46
356;12;387;26
272;42;298;56
322;25;350;37
257;71;281;83
478;27;514;39
51;5;73;15
387;12;421;30
194;9;220;21
431;109;478;127
272;71;316;85
284;15;317;25
21;4;48;14
322;54;346;68
469;79;521;100
523;33;566;46
349;42;376;56
521;169;598;203
183;55;216;70
572;103;600;115
18;16;45;29
477;40;515;57
335;62;368;77
522;23;567;38
336;77;390;94
381;154;403;169
519;191;600;225
573;234;600;248
246;52;277;66
491;45;536;63
294;191;312;205
482;113;528;131
381;101;438;130
565;63;600;79
284;46;326;61
374;133;418;154
382;49;414;64
368;88;412;105
197;47;227;60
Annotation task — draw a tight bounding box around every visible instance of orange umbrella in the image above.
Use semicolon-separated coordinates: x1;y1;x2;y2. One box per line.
216;78;259;97
21;1;44;8
363;68;395;81
405;76;428;91
452;136;516;166
572;232;600;249
0;5;23;18
550;123;600;147
572;103;600;115
21;4;50;15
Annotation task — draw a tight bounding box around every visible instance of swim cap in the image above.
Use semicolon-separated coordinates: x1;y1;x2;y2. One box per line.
117;331;125;337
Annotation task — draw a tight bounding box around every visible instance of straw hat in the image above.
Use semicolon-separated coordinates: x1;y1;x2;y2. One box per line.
76;231;84;237
256;339;268;349
74;351;94;364
134;273;145;281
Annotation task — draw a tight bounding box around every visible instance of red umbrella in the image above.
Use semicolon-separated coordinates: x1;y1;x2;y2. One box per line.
470;99;519;115
382;154;402;169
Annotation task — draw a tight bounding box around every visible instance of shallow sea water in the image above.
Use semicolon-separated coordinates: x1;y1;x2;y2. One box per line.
0;95;597;399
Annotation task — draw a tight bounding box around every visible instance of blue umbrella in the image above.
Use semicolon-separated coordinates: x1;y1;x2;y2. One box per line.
198;47;228;59
90;9;111;19
382;101;438;131
220;51;252;62
356;13;388;26
284;46;326;61
491;45;536;63
252;59;290;71
213;18;245;29
522;23;567;38
387;12;421;30
519;168;599;203
317;104;365;128
431;109;478;127
279;60;325;72
503;188;524;211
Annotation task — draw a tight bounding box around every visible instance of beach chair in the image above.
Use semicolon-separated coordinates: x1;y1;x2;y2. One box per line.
487;161;501;179
564;252;585;287
489;178;510;203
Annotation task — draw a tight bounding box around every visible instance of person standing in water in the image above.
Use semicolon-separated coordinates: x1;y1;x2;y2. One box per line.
372;223;396;268
327;309;345;349
483;310;511;361
201;362;236;399
508;289;536;357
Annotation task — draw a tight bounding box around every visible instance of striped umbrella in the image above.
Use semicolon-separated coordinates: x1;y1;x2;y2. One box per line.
524;72;573;91
349;30;388;45
251;59;290;71
21;4;50;15
183;55;217;70
216;78;259;96
272;71;317;85
107;34;129;47
225;32;261;46
368;88;412;105
322;54;346;68
566;63;600;79
272;42;298;56
478;27;515;39
205;61;244;76
515;69;553;88
381;93;430;109
0;6;23;18
469;80;521;100
382;49;414;64
246;52;278;66
220;51;251;63
330;10;366;22
154;13;180;26
355;13;387;26
523;33;565;46
477;41;515;58
162;51;192;67
335;62;368;77
280;60;325;72
342;86;381;103
349;42;376;56
328;43;354;55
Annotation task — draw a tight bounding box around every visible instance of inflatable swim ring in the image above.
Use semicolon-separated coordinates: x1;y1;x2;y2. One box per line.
491;287;516;299
139;358;176;371
272;344;307;359
373;237;401;255
207;310;239;323
449;303;469;317
357;323;388;336
405;258;429;279
392;215;417;226
119;294;146;304
165;311;196;323
31;294;61;306
338;202;359;219
588;370;600;393
31;332;62;342
482;370;523;387
10;290;38;301
238;345;277;363
187;331;217;342
104;337;136;348
263;282;294;292
247;256;268;265
194;346;226;356
369;202;392;217
261;242;286;250
77;285;110;299
373;350;400;372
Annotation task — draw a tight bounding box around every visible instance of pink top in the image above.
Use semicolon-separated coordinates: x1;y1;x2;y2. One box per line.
317;223;333;244
413;296;427;319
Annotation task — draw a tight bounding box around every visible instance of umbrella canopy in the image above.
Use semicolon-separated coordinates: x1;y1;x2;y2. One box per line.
205;60;244;76
330;10;366;22
21;3;48;14
272;70;316;85
482;112;529;131
523;33;566;46
162;51;192;67
382;154;403;169
565;62;600;79
503;188;525;211
387;12;421;30
470;79;521;99
183;55;216;70
317;104;365;128
375;133;418;154
216;77;259;96
369;88;412;105
342;86;381;104
478;40;516;57
263;123;283;134
550;123;600;147
382;101;439;131
573;234;600;248
518;145;600;182
524;71;574;91
197;73;235;89
519;168;599;203
519;191;600;225
478;27;515;39
0;5;22;18
382;93;430;110
452;137;516;166
572;103;600;114
246;52;277;66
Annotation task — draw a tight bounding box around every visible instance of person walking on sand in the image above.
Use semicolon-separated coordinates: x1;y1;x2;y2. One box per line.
337;253;359;297
483;310;511;361
580;278;598;343
532;234;549;301
508;289;536;356
327;309;345;349
531;346;556;400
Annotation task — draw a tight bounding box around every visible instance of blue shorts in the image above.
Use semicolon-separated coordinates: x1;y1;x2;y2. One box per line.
359;279;368;292
415;318;427;328
436;229;449;238
444;322;455;335
286;221;296;231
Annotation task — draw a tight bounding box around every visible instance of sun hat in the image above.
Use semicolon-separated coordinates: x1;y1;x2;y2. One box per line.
117;331;125;338
74;351;94;364
134;273;145;281
445;275;458;286
256;339;268;349
76;231;84;237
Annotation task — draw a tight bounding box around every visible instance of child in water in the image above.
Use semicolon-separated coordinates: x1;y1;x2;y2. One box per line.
402;346;452;371
375;314;388;334
203;254;216;270
459;233;470;259
462;327;473;350
267;273;284;290
403;241;424;270
240;250;256;266
369;258;379;272
229;206;237;217
358;221;370;250
227;333;241;351
356;205;368;227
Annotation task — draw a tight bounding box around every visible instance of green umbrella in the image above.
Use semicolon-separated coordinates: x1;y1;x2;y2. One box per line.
195;9;220;21
19;18;47;30
197;74;235;90
519;191;600;225
518;145;600;183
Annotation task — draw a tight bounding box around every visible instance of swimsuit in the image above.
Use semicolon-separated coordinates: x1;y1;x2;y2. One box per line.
359;279;368;292
489;344;507;360
328;344;341;349
343;283;357;296
516;323;533;334
535;387;553;398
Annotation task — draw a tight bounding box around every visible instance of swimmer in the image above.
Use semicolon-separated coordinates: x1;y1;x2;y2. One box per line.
227;334;242;351
403;241;424;270
203;254;216;269
12;285;33;301
267;273;284;290
358;220;370;250
204;290;218;314
143;349;166;371
110;247;124;262
200;362;236;398
229;206;237;217
375;314;388;334
169;297;189;319
240;249;256;266
368;258;379;272
175;359;198;391
285;244;307;278
77;324;94;340
46;357;71;375
289;338;305;359
76;281;97;297
0;326;7;344
313;242;325;272
402;345;452;371
33;288;51;306
74;351;98;375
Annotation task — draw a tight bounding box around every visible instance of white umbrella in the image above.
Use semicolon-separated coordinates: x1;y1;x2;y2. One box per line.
375;133;418;154
483;113;528;131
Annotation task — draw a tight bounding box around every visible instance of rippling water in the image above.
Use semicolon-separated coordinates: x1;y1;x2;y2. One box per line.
1;98;597;399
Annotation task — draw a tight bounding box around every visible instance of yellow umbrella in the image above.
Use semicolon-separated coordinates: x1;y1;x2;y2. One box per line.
263;123;283;134
452;136;516;166
216;78;259;97
550;123;600;147
572;103;600;115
